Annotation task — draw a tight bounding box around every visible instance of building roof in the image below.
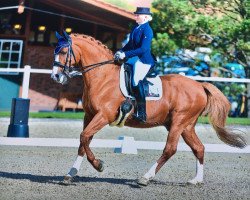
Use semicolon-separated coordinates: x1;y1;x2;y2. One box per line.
81;0;134;19
43;0;135;32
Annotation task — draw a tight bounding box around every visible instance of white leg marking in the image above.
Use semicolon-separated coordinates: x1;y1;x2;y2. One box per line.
72;156;83;171
143;162;158;180
188;159;204;184
66;156;83;177
138;162;158;186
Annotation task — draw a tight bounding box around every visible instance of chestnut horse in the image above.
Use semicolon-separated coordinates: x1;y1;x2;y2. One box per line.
51;32;246;186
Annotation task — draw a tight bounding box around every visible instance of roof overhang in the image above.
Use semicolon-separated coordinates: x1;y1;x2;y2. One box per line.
41;0;135;32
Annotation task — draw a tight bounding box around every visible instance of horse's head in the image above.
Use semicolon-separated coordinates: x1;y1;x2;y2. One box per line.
51;31;80;84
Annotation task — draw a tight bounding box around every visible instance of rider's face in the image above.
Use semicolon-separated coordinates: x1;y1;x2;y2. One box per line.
135;14;147;24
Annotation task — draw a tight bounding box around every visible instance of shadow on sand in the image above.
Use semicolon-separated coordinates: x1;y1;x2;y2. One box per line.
0;171;195;188
0;171;141;188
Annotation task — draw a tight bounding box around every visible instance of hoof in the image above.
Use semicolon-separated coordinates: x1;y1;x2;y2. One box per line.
68;168;78;177
137;177;149;186
187;179;204;185
61;175;73;185
97;159;104;172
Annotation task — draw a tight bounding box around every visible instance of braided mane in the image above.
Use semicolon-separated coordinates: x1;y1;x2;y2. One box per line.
70;33;113;56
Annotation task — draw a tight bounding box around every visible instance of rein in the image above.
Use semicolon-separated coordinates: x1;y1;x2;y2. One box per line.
76;59;115;74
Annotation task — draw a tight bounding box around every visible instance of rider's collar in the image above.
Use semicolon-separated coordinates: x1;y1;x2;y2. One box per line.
137;21;149;26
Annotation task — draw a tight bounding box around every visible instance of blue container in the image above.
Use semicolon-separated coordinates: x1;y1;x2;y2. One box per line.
7;98;30;137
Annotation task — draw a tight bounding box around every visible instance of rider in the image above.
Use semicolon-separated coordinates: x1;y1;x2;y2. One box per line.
114;7;156;123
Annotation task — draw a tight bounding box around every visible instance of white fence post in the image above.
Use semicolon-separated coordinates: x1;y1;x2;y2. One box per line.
114;136;138;154
22;65;31;99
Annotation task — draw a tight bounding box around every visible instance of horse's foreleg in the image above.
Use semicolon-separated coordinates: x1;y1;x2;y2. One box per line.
182;127;204;185
64;115;91;182
64;155;84;181
138;124;184;186
82;112;108;171
64;145;86;181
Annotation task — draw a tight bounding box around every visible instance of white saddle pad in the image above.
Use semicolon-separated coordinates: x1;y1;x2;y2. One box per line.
119;64;162;101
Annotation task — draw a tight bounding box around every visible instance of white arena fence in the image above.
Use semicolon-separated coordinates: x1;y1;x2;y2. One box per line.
0;65;249;99
0;136;249;154
0;66;249;154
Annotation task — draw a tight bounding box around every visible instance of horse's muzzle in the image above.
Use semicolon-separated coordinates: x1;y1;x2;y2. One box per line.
51;72;68;85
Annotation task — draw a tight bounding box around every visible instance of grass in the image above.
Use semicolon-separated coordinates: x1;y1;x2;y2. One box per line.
0;111;249;125
0;111;84;119
198;116;250;126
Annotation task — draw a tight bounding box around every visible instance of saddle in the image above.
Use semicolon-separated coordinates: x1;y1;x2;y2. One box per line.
112;63;162;126
123;63;160;99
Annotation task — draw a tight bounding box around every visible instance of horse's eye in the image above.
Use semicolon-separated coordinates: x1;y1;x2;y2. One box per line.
60;51;67;55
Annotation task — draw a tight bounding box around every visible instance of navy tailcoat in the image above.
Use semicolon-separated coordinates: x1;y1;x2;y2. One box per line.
122;22;155;67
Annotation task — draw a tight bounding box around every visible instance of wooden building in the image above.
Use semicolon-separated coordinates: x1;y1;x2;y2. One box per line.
0;0;134;111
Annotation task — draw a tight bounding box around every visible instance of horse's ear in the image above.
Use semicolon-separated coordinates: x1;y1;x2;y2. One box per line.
55;31;64;40
62;31;70;40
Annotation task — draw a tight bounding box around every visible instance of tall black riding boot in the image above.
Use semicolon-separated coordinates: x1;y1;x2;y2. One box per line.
133;81;146;123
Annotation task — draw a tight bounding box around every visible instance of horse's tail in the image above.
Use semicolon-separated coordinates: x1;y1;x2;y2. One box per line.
202;82;247;149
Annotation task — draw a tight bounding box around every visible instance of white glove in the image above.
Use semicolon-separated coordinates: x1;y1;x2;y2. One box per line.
114;51;121;57
114;51;125;59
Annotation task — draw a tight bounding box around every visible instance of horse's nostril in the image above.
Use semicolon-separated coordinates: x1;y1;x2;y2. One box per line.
55;74;59;78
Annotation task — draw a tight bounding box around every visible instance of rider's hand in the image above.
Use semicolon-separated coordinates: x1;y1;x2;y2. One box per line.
114;51;125;60
114;51;126;65
114;51;120;58
119;52;125;59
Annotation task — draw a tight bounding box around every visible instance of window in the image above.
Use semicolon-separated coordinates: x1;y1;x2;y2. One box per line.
0;40;23;74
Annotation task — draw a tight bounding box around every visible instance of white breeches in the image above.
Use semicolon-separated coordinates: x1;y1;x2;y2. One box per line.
126;57;151;86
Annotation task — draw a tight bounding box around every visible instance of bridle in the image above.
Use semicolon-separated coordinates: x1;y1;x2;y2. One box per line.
53;38;115;78
53;41;78;77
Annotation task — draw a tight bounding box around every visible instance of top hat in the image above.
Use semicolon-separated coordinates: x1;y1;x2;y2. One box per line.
134;7;152;15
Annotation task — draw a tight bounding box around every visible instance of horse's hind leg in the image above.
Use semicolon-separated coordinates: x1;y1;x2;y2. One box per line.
138;117;186;186
182;125;205;185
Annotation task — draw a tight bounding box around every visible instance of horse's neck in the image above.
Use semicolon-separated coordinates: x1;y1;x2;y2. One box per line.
82;64;119;108
79;39;118;96
83;64;118;91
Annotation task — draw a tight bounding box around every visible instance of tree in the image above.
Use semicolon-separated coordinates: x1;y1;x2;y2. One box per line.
151;0;250;70
151;0;196;55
